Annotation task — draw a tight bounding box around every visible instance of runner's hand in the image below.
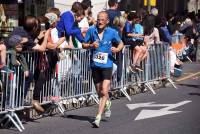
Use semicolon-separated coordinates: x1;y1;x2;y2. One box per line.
111;47;120;53
92;41;99;48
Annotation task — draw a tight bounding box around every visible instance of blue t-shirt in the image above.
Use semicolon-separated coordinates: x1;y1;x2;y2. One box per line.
160;26;172;43
56;11;84;43
132;23;143;41
84;26;122;68
106;9;121;27
122;21;133;42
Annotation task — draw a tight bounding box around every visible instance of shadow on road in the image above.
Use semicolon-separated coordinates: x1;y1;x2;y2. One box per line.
177;84;200;89
64;114;108;123
65;115;94;123
189;93;200;96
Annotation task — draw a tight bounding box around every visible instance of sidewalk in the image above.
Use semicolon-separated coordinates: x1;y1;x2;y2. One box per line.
173;62;200;82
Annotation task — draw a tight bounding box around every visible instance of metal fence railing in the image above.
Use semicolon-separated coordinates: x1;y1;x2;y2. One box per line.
0;42;176;132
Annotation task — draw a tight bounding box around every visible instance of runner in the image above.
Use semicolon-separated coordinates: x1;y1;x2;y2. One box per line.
83;11;124;128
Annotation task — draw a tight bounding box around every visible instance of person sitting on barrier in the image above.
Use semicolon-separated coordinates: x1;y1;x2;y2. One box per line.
143;14;161;46
131;12;147;72
83;11;124;128
0;41;13;73
122;12;144;72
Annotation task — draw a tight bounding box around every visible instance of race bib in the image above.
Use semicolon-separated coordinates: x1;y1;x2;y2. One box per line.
93;52;108;64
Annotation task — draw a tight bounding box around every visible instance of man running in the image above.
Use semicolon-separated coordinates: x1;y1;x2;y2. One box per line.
83;11;124;128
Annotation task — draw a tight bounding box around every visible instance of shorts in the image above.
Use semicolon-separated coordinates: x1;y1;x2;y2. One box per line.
91;67;113;84
134;40;144;46
124;40;140;49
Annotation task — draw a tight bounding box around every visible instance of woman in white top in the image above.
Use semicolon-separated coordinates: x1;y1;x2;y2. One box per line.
143;15;161;46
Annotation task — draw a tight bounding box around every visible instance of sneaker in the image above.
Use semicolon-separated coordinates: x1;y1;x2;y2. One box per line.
104;100;111;118
135;66;143;72
50;96;60;102
92;115;101;128
0;66;13;73
129;65;136;73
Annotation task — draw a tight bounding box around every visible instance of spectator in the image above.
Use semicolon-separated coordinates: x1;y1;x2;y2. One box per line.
113;16;126;81
78;0;92;29
56;2;85;45
166;11;175;35
150;8;158;17
143;15;160;45
6;35;32;99
157;17;172;43
131;12;147;70
8;15;50;52
122;12;144;72
7;15;50;112
106;0;121;27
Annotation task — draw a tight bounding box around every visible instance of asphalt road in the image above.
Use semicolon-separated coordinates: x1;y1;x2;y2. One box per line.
1;63;200;134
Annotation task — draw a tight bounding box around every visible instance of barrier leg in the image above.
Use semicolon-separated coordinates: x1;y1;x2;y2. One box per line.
0;111;24;132
167;78;178;89
120;87;132;101
187;56;192;62
90;94;99;104
42;101;65;116
13;112;25;130
145;82;156;94
56;102;65;115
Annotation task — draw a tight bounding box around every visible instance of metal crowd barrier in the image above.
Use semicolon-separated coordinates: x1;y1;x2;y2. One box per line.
0;42;175;132
111;42;176;101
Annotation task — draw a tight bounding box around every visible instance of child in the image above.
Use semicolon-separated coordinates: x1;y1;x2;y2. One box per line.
7;35;33;100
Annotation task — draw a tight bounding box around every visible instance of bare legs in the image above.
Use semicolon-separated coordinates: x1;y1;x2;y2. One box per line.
95;79;110;117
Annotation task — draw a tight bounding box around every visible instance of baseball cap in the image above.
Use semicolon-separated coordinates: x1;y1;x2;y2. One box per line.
8;35;24;48
45;12;58;25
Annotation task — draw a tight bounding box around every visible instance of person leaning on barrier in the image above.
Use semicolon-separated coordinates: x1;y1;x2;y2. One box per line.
82;11;124;128
7;15;50;112
5;35;33;100
56;2;86;48
8;15;50;52
46;8;73;50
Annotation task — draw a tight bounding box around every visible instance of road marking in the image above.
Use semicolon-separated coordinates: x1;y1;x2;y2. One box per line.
127;100;191;120
176;72;200;82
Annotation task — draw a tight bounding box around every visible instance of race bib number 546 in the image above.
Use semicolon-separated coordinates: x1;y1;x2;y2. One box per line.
93;52;108;64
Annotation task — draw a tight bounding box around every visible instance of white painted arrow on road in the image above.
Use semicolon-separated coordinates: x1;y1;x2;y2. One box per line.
127;100;192;120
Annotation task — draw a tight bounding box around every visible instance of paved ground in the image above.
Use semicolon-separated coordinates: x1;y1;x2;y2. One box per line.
0;63;200;134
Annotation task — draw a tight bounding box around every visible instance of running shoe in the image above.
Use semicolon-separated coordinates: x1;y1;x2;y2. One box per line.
92;115;101;128
104;100;111;118
135;66;143;72
129;65;136;73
